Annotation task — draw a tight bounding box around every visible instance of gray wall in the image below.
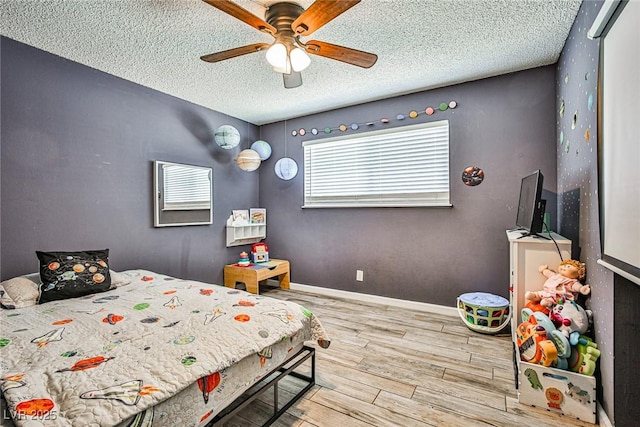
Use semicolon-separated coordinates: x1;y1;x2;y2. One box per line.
259;66;558;306
556;1;638;424
0;37;259;284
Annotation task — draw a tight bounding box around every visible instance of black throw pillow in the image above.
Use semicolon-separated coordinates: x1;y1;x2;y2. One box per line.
36;249;112;304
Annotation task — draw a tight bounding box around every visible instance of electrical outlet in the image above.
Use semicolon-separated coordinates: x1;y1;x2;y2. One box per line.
356;270;364;281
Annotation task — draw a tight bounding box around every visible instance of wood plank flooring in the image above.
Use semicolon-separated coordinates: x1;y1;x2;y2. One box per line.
222;287;596;427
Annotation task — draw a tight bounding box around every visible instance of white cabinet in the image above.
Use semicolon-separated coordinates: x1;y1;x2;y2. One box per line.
507;230;596;423
226;215;266;247
507;230;571;335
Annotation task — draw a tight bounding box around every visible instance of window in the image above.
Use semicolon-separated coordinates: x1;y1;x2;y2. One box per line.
303;120;450;208
163;163;212;211
153;161;213;228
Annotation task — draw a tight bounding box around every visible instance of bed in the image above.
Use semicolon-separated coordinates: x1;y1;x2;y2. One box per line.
0;268;330;426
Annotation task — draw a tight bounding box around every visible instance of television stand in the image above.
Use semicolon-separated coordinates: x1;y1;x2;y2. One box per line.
516;231;550;240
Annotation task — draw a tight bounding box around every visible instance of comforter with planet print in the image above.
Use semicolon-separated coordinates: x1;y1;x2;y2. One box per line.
0;270;330;426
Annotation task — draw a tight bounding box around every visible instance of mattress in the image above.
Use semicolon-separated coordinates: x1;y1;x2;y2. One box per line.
0;270;329;426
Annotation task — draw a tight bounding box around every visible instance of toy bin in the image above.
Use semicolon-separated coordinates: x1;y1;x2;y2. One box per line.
457;292;510;334
518;361;596;423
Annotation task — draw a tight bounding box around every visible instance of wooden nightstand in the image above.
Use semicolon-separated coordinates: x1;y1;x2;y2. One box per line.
223;259;290;295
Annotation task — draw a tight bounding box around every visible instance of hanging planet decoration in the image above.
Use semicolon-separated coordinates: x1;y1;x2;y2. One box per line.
214;125;240;150
235;149;261;172
462;166;484;186
274;158;298;180
250;140;272;160
409;110;418;118
425;107;435;115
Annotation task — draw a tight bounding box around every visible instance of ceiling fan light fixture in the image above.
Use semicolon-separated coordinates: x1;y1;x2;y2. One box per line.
290;47;311;72
266;42;288;69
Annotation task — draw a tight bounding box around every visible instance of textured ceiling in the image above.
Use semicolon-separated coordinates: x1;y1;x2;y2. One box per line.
1;0;581;125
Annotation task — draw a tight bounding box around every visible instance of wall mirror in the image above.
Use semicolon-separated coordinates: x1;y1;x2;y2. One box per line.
154;160;213;227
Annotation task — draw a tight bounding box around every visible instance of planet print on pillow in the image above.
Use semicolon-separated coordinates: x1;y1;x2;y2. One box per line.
36;249;112;304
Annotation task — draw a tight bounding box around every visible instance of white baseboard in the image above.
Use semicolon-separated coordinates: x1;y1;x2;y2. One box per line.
288;282;458;317
597;403;614;427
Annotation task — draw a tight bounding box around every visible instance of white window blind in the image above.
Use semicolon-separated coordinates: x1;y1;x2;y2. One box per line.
162;164;212;211
303;120;450;208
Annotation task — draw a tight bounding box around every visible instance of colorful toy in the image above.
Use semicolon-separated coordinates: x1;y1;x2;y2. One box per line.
525;260;590;308
525;299;549;315
251;243;269;263
549;299;592;345
237;251;250;267
516;314;558;366
456;292;510;334
521;308;571;362
568;335;601;376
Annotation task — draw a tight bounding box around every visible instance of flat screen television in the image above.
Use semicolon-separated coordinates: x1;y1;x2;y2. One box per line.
515;169;546;238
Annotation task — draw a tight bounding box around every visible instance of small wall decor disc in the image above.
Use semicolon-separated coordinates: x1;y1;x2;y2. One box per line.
462;166;484;186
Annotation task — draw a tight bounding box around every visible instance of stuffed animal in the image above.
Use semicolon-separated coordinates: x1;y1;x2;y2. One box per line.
516;314;558;367
549;299;592;345
568;335;601;376
525;260;590;308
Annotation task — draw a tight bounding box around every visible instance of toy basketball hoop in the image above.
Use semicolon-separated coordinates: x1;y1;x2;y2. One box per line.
457;292;510;334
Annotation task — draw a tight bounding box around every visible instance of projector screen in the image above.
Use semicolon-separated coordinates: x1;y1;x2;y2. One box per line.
595;0;640;285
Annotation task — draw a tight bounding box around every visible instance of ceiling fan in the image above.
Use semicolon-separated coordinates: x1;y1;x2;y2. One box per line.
200;0;378;88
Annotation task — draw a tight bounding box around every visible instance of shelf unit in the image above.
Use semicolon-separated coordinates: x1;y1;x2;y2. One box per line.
226;215;266;247
507;230;596;423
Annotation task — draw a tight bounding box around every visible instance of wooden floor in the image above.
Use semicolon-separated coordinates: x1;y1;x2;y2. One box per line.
222;287;596;427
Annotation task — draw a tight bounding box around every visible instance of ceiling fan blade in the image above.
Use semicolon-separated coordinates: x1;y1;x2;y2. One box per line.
202;0;276;35
283;72;303;89
200;43;270;63
304;40;378;68
291;0;360;36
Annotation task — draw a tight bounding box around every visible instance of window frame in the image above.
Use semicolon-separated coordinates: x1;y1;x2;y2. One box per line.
302;120;451;208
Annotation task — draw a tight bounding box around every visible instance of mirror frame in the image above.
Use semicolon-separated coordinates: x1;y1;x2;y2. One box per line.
153;160;213;227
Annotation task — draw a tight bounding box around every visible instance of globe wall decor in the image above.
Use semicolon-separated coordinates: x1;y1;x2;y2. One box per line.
251;140;272;160
214;125;241;150
235;149;261;172
274;157;298;180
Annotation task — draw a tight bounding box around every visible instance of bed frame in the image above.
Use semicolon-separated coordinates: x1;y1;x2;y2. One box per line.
208;345;316;426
